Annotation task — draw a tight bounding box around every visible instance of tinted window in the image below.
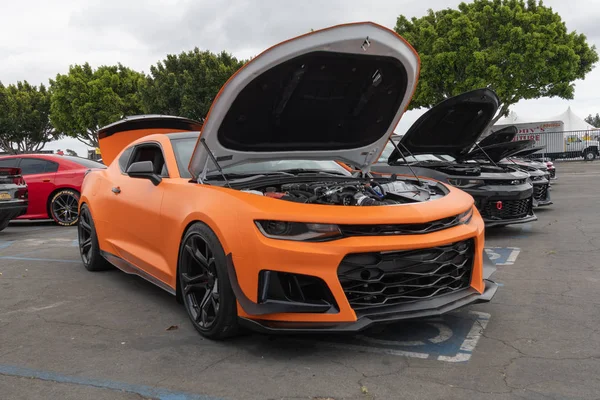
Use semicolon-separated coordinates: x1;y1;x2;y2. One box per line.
129;144;168;176
61;156;106;169
170;137;350;179
118;147;134;172
0;158;19;167
171;138;196;178
19;158;59;175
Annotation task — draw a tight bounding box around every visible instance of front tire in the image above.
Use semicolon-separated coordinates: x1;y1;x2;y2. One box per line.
50;189;80;226
583;149;596;161
78;204;112;271
178;223;239;340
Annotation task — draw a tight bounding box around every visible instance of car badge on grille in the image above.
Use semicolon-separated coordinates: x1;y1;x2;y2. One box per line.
496;201;503;210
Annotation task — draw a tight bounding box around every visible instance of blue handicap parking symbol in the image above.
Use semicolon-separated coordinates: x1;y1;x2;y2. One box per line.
484;247;521;266
305;310;490;362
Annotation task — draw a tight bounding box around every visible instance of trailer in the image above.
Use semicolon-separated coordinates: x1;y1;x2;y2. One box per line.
492;108;600;161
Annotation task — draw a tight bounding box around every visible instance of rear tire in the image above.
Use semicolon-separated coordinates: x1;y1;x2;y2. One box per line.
50;189;80;226
178;222;239;340
77;204;112;271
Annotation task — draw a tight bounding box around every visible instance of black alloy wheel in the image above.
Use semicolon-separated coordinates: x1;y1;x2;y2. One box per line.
179;223;238;339
77;204;111;271
50;189;80;226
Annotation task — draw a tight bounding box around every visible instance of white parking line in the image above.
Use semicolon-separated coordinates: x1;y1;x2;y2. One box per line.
437;311;490;362
0;301;68;318
292;311;491;363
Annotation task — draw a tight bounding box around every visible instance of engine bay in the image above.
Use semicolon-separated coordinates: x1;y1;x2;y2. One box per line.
241;178;446;206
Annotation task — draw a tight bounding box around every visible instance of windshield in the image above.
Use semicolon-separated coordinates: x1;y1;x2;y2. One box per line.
171;137;351;179
381;142;448;163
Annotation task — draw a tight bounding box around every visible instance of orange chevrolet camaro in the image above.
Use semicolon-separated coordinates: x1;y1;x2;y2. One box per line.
78;22;498;339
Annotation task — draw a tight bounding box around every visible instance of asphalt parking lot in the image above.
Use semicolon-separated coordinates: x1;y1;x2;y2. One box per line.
1;161;600;400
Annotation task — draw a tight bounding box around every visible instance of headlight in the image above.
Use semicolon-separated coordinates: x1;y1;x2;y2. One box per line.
457;207;474;225
531;175;545;181
255;220;342;241
447;178;485;188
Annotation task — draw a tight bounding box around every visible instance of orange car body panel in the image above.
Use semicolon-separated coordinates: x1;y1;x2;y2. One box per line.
82;134;485;324
81;22;492;328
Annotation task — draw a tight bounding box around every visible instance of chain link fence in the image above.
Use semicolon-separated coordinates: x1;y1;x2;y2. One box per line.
515;130;600;162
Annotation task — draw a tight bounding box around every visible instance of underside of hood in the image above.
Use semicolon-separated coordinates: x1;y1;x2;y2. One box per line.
389;88;499;163
465;139;536;163
478;126;517;147
187;22;420;180
510;145;546;158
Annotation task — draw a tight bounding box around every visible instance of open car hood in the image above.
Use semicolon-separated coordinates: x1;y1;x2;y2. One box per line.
510;145;546;158
465;139;536;163
477;126;517;147
388;88;499;163
188;22;420;180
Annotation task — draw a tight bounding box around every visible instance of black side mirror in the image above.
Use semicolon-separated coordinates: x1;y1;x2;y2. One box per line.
126;161;162;186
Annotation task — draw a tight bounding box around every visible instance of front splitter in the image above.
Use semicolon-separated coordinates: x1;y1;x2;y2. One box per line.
237;280;498;334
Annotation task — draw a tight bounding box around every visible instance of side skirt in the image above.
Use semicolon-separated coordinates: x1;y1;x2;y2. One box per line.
100;250;176;296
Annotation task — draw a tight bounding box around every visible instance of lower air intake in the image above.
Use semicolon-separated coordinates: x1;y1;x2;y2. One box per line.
337;239;474;311
480;197;532;220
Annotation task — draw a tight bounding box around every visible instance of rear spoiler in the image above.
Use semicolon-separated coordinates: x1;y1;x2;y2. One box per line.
97;115;203;166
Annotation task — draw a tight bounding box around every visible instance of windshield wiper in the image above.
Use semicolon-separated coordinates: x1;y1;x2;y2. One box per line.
278;168;348;176
204;171;296;180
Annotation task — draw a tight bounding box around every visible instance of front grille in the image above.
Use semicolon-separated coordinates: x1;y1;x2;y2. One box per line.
337;239;474;310
484;179;527;186
480;197;532;220
339;215;461;236
533;183;549;201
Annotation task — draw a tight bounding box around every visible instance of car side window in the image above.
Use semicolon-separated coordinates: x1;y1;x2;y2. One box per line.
19;158;59;175
0;158;19;167
118;147;134;173
127;144;169;177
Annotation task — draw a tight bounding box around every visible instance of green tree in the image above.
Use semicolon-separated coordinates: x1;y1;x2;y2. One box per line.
0;81;58;154
140;49;246;121
395;0;599;125
585;113;600;128
49;63;145;148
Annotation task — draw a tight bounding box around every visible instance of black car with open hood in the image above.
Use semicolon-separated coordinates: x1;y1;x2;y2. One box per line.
371;89;537;228
389;88;499;163
465;139;536;163
497;144;553;208
476;126;518;148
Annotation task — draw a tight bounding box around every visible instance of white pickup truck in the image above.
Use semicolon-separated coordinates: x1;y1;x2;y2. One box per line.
512;131;600;161
491;121;600;161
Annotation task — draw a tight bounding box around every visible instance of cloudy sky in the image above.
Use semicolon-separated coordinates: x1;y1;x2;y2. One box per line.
2;0;599;156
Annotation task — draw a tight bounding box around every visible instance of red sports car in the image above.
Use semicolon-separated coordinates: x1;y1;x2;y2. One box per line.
0;154;106;226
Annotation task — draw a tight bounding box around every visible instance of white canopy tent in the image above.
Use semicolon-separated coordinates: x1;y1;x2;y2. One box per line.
493;106;598;133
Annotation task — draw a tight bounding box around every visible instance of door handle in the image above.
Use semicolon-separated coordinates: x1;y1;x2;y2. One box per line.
111;187;121;194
